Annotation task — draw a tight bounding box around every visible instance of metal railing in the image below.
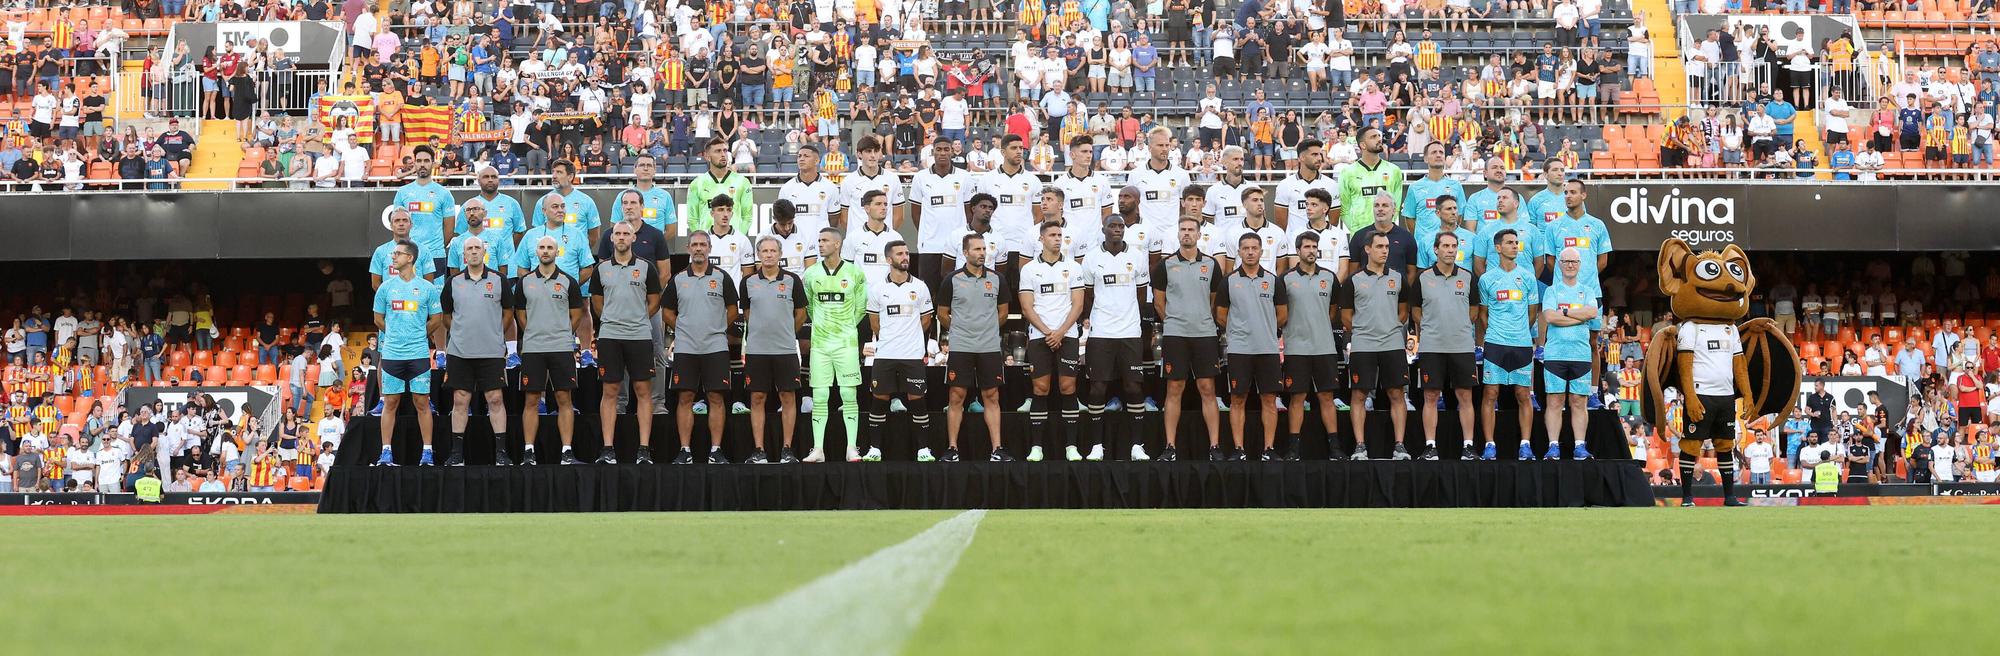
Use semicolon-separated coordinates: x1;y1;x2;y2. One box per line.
113;69;338;120
14;167;2000;194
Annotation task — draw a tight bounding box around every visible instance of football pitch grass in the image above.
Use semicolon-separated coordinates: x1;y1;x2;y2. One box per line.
7;507;1991;654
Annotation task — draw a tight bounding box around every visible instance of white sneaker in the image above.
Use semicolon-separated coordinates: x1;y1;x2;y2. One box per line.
1274;398;1287;412
889;398;907;413
916;447;935;462
863;446;883;462
1216;398;1230;412
731;402;751;415
1026;446;1044;462
800;397;814;413
803;448;827;463
1086;444;1105;461
845;447;862;462
1130;444;1151;461
1066;446;1084;461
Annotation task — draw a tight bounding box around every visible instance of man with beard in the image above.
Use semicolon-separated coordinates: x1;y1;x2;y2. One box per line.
395;145;459;277
1335;126;1407;234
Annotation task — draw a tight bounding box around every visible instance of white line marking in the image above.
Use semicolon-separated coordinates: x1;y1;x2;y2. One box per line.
654;510;987;656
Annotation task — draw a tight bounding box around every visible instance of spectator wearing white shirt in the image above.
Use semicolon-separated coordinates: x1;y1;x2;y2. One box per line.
94;437;131;493
1742;433;1775;485
336;133;369;186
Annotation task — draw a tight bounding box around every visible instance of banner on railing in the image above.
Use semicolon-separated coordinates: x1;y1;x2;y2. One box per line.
168;20;347;67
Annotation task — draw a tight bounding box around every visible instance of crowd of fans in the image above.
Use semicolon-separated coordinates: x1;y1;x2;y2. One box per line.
0;265;375;493
1616;252;2000;486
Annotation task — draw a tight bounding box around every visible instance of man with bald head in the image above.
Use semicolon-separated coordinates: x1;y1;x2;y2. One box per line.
455;166;528;238
440;233;511;466
510;235;587;465
1538;245;1601;461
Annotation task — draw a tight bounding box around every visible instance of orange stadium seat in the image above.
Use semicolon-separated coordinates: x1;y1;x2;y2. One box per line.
192;350;212;368
216;351;236;368
205;365;225;383
256;364;277;384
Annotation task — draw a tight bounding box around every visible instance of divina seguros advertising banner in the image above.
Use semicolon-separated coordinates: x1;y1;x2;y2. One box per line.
2;182;1996;260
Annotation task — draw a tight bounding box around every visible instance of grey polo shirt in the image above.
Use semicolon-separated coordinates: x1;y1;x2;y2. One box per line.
595;256;662;341
664;266;738;355
1280;265;1340;357
740;269;807;356
508;267;584;354
1338;267;1412;353
1152;252;1225;338
1413;265;1480;354
1217;267;1286;355
441;269;508;359
940;266;1006;354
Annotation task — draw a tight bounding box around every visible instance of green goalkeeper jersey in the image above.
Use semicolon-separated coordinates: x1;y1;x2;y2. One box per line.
1338;157;1408;234
805;259;870;345
685;169;756;234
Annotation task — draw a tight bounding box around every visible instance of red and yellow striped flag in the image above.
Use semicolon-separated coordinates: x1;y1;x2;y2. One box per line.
402;105;452;143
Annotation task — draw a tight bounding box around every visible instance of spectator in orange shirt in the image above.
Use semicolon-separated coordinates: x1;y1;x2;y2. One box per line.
377;84;406;144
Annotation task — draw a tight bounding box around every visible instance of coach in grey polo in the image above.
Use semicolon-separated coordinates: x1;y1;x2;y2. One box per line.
441;257;510;466
667;269;733;357
1338;242;1415;459
1411;248;1483;460
1217;259;1287;459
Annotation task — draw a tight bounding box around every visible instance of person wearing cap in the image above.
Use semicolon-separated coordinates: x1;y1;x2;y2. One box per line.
157;118;194;166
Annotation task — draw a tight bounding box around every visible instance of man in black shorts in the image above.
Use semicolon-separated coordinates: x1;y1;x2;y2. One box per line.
511;236;586;465
1339;232;1415;460
592;222;664;464
940;234;1005;463
1153;216;1225;461
1279;231;1343;461
1218;233;1288;461
741;236;808;464
440;236;511;466
865;241;937;461
1079;213;1153;461
664;231;740;464
1017;222;1088;461
1410;232;1482;460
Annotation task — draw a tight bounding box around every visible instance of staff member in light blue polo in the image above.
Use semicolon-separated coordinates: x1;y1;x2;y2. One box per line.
373;239;444;467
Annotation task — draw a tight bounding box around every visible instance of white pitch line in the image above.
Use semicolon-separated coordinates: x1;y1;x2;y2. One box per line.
653;510;987;656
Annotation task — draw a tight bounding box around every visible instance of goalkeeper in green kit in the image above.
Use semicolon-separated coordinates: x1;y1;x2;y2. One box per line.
802;226;870;463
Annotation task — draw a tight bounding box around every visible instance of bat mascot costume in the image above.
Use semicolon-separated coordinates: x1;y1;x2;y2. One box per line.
1641;239;1801;507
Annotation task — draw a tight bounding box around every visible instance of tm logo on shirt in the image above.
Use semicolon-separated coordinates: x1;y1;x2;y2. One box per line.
1495;289;1525;301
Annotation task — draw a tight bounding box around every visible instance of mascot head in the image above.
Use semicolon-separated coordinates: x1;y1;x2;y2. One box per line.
1657;238;1753;322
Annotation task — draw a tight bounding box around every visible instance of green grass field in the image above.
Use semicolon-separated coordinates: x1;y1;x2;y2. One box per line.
6;507;1992;654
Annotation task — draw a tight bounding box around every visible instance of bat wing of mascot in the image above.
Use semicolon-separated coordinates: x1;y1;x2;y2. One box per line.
1641;238;1801;430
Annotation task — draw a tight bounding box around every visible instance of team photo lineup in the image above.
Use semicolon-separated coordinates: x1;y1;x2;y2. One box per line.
365;126;1631;472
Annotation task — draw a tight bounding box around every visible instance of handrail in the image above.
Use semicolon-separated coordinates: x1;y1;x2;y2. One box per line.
7;167;1990;192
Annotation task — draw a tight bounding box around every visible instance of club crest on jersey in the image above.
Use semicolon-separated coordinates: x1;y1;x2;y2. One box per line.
485;282;495;292
553;283;564;292
708;279;719;290
630;269;643;280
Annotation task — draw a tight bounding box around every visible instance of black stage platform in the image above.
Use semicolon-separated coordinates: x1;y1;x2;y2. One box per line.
320;407;1651;511
320;459;1652;512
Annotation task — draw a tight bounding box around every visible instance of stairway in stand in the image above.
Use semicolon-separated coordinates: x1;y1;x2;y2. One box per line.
182;119;243;190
